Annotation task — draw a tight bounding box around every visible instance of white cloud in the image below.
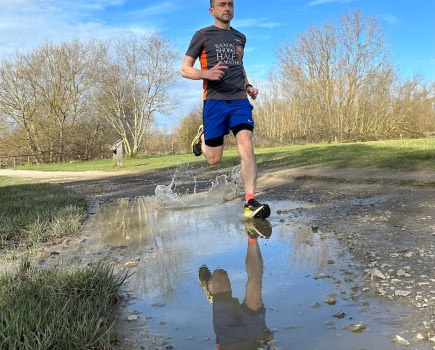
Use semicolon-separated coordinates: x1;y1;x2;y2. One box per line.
0;0;157;61
233;18;285;29
308;0;353;6
244;47;259;54
379;14;399;25
133;1;175;16
259;22;285;29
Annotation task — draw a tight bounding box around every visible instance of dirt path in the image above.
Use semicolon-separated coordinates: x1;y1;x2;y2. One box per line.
2;166;435;345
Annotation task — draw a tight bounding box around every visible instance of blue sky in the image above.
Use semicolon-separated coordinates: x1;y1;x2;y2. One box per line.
0;0;434;129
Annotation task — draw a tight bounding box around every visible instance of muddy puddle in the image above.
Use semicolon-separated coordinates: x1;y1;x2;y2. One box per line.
76;192;430;350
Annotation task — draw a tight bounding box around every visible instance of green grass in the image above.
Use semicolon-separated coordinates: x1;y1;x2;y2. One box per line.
0;262;128;350
0;178;126;350
0;177;87;248
13;153;202;172
253;138;435;171
13;138;435;172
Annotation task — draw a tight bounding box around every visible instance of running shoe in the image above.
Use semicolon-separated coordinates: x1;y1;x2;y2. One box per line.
243;199;271;219
191;125;203;157
245;219;272;239
198;265;213;303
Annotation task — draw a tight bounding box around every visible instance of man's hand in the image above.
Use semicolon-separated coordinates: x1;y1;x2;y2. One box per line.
205;62;229;81
247;85;258;100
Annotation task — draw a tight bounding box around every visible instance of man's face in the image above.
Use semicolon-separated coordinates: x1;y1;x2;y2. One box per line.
209;0;234;23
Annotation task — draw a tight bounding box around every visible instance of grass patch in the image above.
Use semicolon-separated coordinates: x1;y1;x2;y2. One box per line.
13;153;202;172
11;138;435;173
0;177;87;249
254;138;435;171
0;262;128;350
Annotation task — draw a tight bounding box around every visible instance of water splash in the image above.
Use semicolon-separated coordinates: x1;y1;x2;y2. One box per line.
154;164;243;208
207;164;243;202
154;175;184;207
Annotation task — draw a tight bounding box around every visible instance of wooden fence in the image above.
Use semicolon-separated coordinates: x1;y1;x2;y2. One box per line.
0;153;100;168
0;155;32;168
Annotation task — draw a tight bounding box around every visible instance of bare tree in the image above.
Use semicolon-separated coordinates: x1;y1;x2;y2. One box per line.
173;102;202;153
272;10;420;142
97;33;180;157
277;19;339;141
0;39;108;161
0;56;43;159
26;39;107;158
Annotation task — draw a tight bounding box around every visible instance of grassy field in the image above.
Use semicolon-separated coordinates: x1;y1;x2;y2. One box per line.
0;178;125;349
255;138;435;170
0;177;87;250
11;137;435;172
0;263;128;350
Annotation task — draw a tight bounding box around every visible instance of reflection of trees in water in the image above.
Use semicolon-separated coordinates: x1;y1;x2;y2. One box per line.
91;197;242;303
94;197;185;248
91;197;187;302
276;221;335;270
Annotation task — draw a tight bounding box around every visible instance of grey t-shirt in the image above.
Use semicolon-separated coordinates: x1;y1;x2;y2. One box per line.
186;25;248;100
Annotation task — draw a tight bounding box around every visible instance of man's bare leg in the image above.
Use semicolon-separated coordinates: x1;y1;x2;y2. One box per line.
200;134;224;166
235;130;256;197
244;239;264;311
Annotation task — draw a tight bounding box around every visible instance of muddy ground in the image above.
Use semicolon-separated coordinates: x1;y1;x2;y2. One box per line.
1;166;435;347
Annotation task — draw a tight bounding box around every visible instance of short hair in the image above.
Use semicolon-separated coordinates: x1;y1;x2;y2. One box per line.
210;0;214;7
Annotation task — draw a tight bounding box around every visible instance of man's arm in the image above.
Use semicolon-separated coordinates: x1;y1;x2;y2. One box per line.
181;55;228;81
243;68;258;100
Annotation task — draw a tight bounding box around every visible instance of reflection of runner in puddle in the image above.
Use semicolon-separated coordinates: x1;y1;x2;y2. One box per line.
199;220;273;349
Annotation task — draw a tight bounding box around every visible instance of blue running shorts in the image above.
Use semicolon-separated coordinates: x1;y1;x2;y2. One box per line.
212;298;268;346
203;99;254;147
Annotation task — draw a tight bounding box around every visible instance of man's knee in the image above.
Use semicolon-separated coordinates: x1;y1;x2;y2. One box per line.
206;153;222;165
205;145;223;164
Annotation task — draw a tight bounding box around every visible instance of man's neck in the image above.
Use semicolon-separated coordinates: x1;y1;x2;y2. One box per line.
214;20;231;30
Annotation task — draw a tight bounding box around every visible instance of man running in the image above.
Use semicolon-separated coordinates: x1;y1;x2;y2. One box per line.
181;0;270;219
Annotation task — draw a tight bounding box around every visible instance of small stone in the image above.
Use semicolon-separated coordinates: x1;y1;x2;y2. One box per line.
415;333;425;341
371;268;386;280
347;323;366;332
325;319;336;330
285;324;298;330
394;335;410;346
394;290;411;297
333;311;346;319
127;314;138;321
377;288;388;296
324;295;337;305
151;303;165;307
123;261;139;267
397;269;407;277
